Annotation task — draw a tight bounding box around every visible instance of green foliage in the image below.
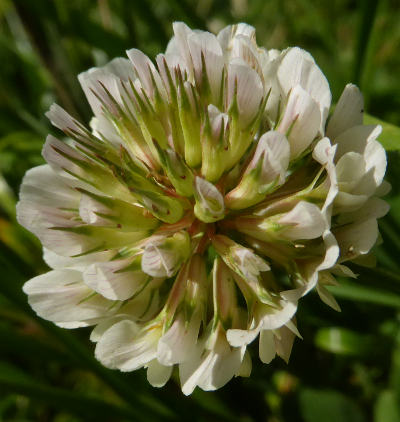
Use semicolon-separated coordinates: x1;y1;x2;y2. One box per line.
299;389;365;422
0;0;400;421
374;390;400;422
315;327;375;357
365;113;400;151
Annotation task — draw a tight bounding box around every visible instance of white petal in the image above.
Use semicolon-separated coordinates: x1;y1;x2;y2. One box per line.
180;331;243;395
90;284;162;342
16;165;91;256
275;325;295;363
95;320;159;371
227;325;261;347
260;300;297;330
334;124;382;159
121;285;162;322
90;115;123;147
259;329;276;364
261;50;284;124
17;168;78;247
156;53;181;96
207;104;229;139
43;248;114;270
277;85;321;159
283;229;339;303
78;64;122;116
187;31;224;102
45;104;85;136
180;351;212;396
194;176;225;221
196;348;242;392
312;138;339;215
337;197;389;225
363;139;387;188
313;137;336;166
83;259;148;300
234;248;270;281
37;229;95;257
103;57;136;81
278;47;331;128
317;284;341;312
327;83;364;139
375;180;391;197
228;35;263;82
279;201;325;240
228;58;264;127
247;130;290;185
90;316;127;342
194;177;224;212
141;239;178;278
17;164;78;210
280;284;314;302
23;269;118;326
18;165;144;256
146;360;173;388
285;319;302;338
171;22;195;77
56;321;90;329
217;23;256;59
317;230;340;272
331;264;357;278
336;152;366;189
126;48;166;100
42;135;90;180
157;313;201;365
334;218;378;258
79;194;110;226
236;350;252;377
334;191;368;214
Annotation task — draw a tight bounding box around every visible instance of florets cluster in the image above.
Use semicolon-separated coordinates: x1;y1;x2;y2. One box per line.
18;22;388;394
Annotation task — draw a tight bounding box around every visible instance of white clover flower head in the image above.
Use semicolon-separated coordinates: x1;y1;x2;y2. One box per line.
18;22;389;394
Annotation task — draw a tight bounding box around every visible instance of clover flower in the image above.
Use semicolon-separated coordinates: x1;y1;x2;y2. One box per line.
17;22;389;394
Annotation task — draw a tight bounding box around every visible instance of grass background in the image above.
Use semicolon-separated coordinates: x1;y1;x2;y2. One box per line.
0;0;400;421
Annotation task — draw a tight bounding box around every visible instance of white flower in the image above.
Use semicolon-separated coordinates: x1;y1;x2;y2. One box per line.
18;22;388;394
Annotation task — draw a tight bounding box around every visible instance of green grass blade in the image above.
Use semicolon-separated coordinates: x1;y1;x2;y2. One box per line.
0;362;141;421
328;279;400;308
353;0;379;87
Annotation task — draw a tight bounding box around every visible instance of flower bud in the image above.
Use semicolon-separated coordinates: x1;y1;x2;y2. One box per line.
78;188;159;231
155;144;194;197
225;131;290;209
212;257;238;327
138;190;185;224
200;105;228;182
193;177;225;223
212;235;273;304
236;201;325;243
178;80;202;167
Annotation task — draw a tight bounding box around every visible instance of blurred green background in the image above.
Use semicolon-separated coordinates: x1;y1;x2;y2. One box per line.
1;0;400;421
